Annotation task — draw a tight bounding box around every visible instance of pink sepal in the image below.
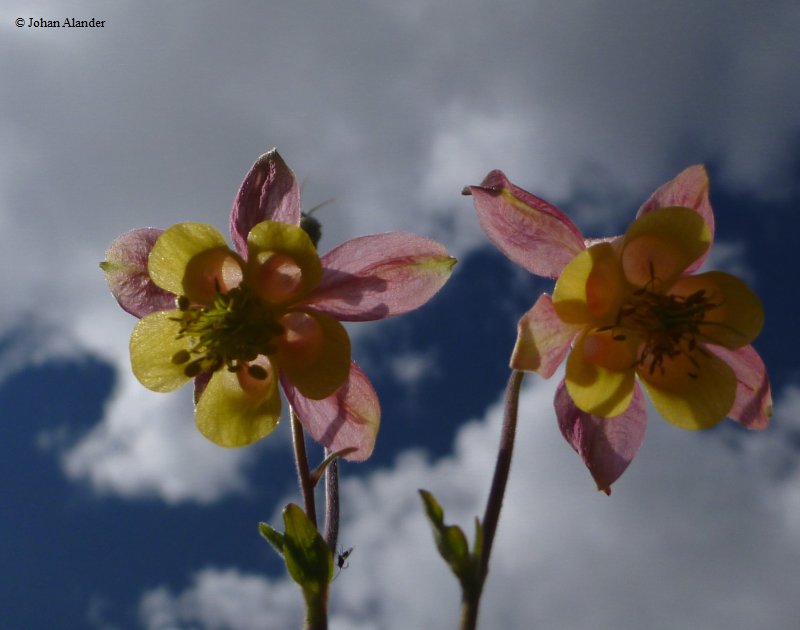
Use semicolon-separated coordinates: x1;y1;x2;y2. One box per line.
710;345;772;430
511;293;580;377
229;149;301;257
281;361;381;461
555;379;647;494
300;232;455;321
467;170;585;279
102;228;176;318
636;165;714;273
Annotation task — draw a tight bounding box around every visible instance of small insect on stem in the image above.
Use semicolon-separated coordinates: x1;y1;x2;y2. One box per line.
332;546;354;581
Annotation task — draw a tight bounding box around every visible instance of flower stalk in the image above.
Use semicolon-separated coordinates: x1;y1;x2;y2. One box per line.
461;369;524;630
291;407;318;527
323;452;340;552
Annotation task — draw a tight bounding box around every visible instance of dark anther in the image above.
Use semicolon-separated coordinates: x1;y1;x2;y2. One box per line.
184;360;203;378
247;364;269;380
171;349;191;365
177;295;191;310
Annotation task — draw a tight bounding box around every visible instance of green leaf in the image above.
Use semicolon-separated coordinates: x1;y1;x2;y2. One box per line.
419;489;444;524
418;489;481;593
472;517;484;559
308;447;358;487
282;503;333;595
258;521;285;557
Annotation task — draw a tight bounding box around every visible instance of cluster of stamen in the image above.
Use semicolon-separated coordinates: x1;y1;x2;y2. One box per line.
169;285;284;380
597;271;722;379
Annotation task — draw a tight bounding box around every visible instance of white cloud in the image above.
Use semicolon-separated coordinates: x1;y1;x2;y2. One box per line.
60;368;262;505
700;239;757;287
139;568;302;630
388;349;440;387
136;375;800;629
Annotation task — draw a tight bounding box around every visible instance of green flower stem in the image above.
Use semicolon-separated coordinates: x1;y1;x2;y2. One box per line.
302;591;329;630
461;370;525;630
290;407;318;528
323;451;340;552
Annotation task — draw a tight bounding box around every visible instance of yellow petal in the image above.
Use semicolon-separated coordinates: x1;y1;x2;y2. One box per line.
668;271;764;348
130;310;193;392
565;331;636;417
195;365;281;447
639;347;736;430
148;223;229;298
621;206;710;288
247;221;322;303
553;242;628;325
276;309;351;400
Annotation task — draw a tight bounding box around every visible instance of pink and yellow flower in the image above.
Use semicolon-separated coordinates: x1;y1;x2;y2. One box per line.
102;150;455;460
467;165;771;492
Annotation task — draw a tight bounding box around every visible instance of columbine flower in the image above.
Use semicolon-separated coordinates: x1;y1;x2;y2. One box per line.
466;165;771;492
102;150;456;460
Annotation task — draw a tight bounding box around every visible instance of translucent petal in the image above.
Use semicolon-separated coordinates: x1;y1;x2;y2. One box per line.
129;310;193;392
302;232;456;321
553;242;628;325
101;228;175;317
639;346;736;430
636;165;714;273
148;223;228;297
276;310;351;400
511;293;581;377
230;149;302;257
246;221;322;303
556;379;647;494
565;331;636;417
281;361;380;461
709;345;772;430
621;206;710;288
466;170;585;278
668;271;764;348
195;367;281;447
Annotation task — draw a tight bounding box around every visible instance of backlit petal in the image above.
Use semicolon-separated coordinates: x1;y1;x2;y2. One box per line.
276;310;351;400
129;310;193;392
556;379;647;494
669;271;764;348
553;242;628;325
195;367;281;447
621;206;710;288
300;232;456;321
710;345;772;430
565;332;636;417
511;293;581;377
281;362;380;461
636;165;714;273
638;346;736;430
247;221;322;302
230;149;301;256
466;170;585;278
148;223;228;297
101;228;176;317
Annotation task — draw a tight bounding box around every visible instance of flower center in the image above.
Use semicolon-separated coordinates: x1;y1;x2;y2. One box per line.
169;284;285;379
599;286;720;378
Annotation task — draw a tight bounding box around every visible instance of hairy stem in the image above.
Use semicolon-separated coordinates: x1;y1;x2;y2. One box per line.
323;452;340;552
461;370;525;630
290;407;317;528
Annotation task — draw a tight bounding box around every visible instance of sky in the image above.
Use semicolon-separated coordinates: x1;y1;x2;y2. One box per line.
2;1;799;628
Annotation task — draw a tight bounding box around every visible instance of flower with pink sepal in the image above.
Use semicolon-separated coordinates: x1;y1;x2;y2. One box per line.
102;150;456;460
467;166;771;492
